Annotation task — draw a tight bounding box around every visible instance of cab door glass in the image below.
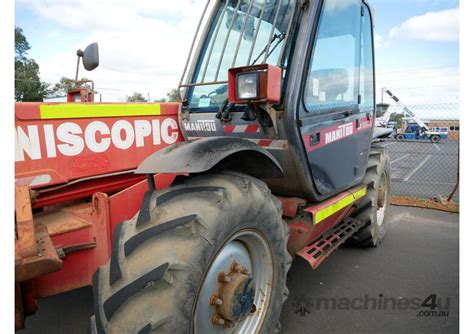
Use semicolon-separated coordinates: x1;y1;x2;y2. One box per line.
304;0;361;113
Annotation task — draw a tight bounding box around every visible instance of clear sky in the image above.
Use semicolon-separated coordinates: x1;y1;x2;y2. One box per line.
15;0;459;115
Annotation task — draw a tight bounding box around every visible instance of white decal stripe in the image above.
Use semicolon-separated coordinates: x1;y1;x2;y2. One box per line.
30;174;53;186
226;125;261;133
234;125;248;132
268;140;288;149
15;174;52;187
249;139;288;150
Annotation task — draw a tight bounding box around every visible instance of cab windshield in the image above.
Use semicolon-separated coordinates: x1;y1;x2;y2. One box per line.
188;0;294;110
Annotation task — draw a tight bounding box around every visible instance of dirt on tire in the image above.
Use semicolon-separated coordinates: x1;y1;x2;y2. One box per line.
89;171;292;333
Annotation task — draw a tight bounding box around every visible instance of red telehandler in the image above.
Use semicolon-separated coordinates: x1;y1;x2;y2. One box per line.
15;0;393;332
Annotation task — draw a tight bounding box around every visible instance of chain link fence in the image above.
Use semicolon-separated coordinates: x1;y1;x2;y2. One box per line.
377;96;459;203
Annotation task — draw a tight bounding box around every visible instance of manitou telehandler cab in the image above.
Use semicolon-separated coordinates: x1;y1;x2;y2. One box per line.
86;0;391;332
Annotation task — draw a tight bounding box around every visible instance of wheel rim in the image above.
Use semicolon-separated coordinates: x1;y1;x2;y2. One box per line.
194;230;273;333
376;170;389;226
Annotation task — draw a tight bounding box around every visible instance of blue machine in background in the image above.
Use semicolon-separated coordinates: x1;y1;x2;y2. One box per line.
383;89;449;144
396;123;448;143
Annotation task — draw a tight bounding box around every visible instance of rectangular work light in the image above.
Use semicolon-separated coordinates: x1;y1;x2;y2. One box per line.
228;64;282;104
237;72;259;100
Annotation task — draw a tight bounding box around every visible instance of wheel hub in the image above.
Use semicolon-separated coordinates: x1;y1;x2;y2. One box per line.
376;171;389;226
377;185;386;208
194;232;273;333
211;261;256;327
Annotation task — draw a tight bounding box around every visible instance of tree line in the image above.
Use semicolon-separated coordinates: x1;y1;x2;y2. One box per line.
15;27;180;103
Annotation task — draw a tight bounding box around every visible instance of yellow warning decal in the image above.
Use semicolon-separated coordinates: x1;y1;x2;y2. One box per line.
39;103;161;119
314;186;367;224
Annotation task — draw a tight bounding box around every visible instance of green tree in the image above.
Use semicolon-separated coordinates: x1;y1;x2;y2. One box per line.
48;77;93;97
375;103;390;118
15;27;30;61
126;92;147;102
154;89;181;102
166;88;181;102
15;27;49;101
390;113;404;129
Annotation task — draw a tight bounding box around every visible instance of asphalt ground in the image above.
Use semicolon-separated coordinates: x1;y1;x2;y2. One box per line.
19;206;459;334
380;140;459;202
280;206;459;334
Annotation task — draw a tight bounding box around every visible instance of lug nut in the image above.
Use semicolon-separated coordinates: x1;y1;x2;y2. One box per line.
250;304;257;314
218;272;231;283
212;314;225;326
223;320;234;329
231;261;241;273
210;295;223;305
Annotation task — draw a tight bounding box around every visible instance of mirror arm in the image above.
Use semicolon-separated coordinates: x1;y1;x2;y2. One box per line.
74;49;84;85
74;56;81;84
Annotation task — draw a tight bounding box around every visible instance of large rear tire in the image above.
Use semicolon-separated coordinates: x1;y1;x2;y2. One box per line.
89;171;291;333
350;146;391;247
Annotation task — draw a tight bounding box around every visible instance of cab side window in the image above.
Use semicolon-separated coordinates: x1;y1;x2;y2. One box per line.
304;0;362;113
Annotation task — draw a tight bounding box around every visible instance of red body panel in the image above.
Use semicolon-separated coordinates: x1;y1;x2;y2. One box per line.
287;206;352;255
15;102;182;189
14;101;183;299
31;174;176;297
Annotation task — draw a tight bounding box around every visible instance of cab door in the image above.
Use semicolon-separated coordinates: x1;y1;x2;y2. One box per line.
298;0;375;196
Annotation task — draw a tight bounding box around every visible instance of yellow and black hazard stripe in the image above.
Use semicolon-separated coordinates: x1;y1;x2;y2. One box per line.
306;185;367;225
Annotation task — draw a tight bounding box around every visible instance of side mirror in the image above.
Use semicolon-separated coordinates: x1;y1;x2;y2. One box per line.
81;43;99;71
74;43;99;85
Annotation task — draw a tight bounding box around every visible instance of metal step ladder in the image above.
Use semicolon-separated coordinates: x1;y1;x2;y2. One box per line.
296;218;365;269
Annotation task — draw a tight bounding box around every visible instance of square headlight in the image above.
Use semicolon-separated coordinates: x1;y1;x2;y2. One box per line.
237;72;259;100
